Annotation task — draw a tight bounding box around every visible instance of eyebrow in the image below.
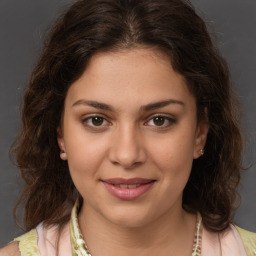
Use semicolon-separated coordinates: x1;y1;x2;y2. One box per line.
140;99;184;111
72;99;184;112
72;100;114;111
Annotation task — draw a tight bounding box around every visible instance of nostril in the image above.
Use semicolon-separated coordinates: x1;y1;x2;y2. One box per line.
108;134;147;168
111;160;141;169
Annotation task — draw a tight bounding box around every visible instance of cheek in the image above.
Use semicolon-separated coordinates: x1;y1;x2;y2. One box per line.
63;124;108;180
149;132;196;170
148;131;195;188
65;137;108;199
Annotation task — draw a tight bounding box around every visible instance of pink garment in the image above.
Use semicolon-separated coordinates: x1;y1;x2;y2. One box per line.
36;222;72;256
201;224;247;256
36;221;248;256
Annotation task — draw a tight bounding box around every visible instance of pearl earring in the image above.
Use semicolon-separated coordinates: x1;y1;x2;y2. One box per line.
60;150;67;160
200;149;205;156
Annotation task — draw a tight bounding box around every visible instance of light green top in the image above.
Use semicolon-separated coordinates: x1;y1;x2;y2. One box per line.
236;226;256;256
14;228;40;256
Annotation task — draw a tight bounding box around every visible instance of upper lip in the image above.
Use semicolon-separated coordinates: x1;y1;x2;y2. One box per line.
102;178;155;185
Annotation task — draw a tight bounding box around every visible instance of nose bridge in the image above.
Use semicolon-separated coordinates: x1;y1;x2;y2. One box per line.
109;122;146;168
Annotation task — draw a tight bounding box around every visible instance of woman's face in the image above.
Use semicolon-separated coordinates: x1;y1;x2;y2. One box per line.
58;48;208;228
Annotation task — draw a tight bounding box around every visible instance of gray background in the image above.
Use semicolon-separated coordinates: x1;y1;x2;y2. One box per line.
0;0;255;246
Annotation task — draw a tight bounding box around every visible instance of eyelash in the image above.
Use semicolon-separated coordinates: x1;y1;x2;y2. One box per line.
145;114;176;128
82;114;176;129
82;115;110;128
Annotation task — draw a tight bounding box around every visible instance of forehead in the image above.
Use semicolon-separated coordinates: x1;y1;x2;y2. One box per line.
65;48;195;111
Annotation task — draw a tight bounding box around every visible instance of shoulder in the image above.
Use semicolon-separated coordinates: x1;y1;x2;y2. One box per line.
201;223;254;256
13;228;40;256
0;241;21;256
0;228;40;256
235;226;256;256
14;228;38;245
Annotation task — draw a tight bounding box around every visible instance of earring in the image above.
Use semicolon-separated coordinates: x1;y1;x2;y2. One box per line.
60;150;67;160
200;149;205;156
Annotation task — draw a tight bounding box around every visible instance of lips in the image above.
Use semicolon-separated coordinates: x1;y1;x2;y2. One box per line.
101;178;155;200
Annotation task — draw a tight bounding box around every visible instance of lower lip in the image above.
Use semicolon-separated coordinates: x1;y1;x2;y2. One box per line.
102;182;155;200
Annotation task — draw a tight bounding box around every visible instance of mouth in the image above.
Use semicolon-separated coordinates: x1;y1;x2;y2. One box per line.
113;184;141;188
101;178;156;200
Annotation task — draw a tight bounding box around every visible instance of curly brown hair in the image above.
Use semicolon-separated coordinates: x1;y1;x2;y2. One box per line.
13;0;242;232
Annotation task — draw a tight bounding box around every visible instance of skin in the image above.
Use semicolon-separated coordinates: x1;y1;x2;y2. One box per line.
0;242;20;256
58;48;208;256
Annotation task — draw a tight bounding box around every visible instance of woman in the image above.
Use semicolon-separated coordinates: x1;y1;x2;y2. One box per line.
0;0;255;255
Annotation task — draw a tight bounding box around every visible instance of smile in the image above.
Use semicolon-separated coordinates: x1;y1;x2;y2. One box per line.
114;184;141;188
101;178;156;200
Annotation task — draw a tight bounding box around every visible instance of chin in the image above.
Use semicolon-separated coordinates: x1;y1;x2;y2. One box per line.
109;216;149;228
103;205;156;228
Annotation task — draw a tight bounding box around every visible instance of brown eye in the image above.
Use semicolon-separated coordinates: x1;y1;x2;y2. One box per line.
91;116;104;126
82;116;108;127
146;115;176;128
153;116;165;126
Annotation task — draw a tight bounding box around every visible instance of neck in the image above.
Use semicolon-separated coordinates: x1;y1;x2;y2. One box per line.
78;201;196;256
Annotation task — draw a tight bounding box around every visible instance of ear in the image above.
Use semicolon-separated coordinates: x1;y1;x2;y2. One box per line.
57;127;67;160
193;119;208;159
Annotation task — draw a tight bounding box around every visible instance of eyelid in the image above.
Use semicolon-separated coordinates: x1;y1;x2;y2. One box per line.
144;113;177;127
82;114;112;127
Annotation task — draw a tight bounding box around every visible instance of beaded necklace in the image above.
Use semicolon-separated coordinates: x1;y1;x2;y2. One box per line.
70;201;202;256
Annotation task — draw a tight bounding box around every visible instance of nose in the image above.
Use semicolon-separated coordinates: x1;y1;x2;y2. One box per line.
108;124;147;169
